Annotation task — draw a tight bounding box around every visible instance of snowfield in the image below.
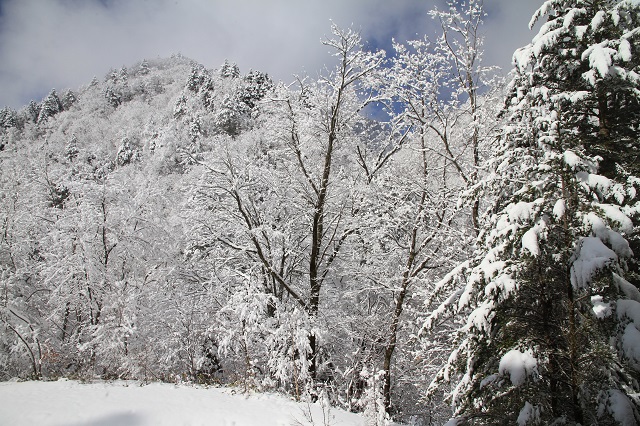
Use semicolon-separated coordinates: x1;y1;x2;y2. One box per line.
0;379;368;426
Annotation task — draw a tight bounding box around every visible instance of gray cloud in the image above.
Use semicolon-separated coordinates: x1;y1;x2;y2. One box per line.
0;0;540;108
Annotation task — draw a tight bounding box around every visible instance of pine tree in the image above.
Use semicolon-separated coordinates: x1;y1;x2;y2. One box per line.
427;1;640;424
139;59;150;76
239;70;273;109
25;101;39;123
104;86;121;108
187;65;205;92
0;107;17;128
118;66;129;84
62;89;77;110
38;89;63;123
220;59;240;79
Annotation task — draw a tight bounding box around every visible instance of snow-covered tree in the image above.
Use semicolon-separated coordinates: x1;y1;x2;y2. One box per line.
186;26;385;395
0;107;18;129
239;70;273;109
62;89;77;110
104;86;121;108
426;1;640;424
427;0;499;234
25;101;40;124
187;65;207;92
116;137;141;166
139;59;150;76
359;1;503;417
38;89;63;123
220;59;240;79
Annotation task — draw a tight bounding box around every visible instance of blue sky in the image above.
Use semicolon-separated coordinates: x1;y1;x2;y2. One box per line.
0;0;539;109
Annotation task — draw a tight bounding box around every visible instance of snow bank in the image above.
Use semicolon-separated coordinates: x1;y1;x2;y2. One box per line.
0;380;368;426
499;349;537;386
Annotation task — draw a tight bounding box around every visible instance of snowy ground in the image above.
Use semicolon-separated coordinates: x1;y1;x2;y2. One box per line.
0;379;369;426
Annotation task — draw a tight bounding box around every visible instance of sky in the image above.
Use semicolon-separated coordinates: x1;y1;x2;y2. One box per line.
0;0;541;109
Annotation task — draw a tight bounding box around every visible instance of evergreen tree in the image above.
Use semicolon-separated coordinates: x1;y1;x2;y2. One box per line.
173;93;188;119
427;1;640;424
139;59;150;75
104;86;121;108
187;65;206;92
105;68;119;85
116;137;140;166
240;70;273;109
0;107;17;128
220;59;240;79
25;101;40;123
62;89;77;110
119;66;129;84
38;89;63;123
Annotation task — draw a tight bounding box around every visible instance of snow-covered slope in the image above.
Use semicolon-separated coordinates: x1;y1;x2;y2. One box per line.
0;379;368;426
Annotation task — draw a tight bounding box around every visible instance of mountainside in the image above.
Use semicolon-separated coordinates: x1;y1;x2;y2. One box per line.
1;45;463;423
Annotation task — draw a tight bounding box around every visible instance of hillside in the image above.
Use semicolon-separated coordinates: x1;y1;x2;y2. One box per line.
1;46;452;423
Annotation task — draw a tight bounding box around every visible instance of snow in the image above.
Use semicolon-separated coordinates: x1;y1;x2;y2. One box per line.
505;200;542;223
521;227;540;256
513;47;532;71
590;11;607;31
517;402;540;426
598;204;634;234
622;324;640;364
476;252;505;282
553;199;565;219
618;39;632;62
618;300;640;339
577;171;612;192
599;389;639;426
576;25;588;40
0;380;368;426
614;273;640;302
467;300;495;334
562;150;583;169
521;218;547;257
582;43;617;78
583;212;632;258
583;69;598;86
479;374;498;389
563;8;586;29
592;295;612;318
499;349;537;386
570;237;618;289
484;274;517;299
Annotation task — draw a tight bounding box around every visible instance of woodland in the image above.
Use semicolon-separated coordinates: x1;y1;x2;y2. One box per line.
1;0;639;424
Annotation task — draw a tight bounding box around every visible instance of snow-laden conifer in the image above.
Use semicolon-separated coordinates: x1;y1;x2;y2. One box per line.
426;1;640;424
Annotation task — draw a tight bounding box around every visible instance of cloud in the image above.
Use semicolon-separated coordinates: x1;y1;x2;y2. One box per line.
482;0;541;72
0;0;539;109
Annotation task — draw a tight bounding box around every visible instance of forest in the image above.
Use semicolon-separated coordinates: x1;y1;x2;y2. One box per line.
1;0;639;424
